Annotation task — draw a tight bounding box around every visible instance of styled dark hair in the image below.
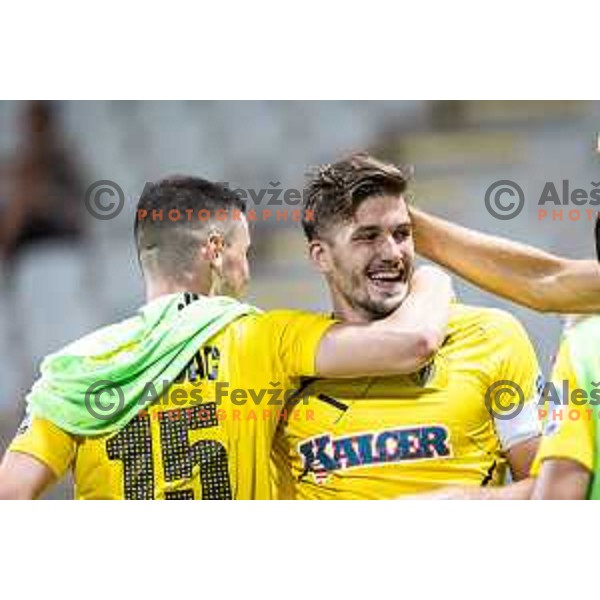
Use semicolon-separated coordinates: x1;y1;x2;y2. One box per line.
302;153;411;241
134;175;246;278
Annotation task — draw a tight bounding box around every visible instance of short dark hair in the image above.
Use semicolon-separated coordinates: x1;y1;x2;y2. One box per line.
134;175;246;278
302;153;411;241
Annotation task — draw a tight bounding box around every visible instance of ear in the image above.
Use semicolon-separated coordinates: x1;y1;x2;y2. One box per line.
200;230;225;263
200;230;226;296
201;229;225;269
308;239;333;274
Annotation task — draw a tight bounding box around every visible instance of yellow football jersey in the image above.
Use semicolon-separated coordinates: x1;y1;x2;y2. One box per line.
531;338;594;475
10;309;333;499
272;304;542;499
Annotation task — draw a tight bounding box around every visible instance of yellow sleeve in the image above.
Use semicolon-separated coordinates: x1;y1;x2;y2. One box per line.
484;310;543;449
256;310;335;377
9;414;77;479
531;340;594;475
494;311;542;405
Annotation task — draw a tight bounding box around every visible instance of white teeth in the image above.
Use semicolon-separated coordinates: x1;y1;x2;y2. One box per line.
369;272;401;281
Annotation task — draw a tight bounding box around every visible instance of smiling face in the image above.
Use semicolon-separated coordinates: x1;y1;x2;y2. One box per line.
310;193;414;321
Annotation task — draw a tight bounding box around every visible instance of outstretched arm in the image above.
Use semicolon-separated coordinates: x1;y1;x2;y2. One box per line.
531;459;590;500
402;429;541;499
315;265;453;378
0;451;56;500
404;478;535;500
410;207;600;313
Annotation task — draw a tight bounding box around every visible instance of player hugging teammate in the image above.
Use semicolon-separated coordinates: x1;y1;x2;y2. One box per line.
1;154;598;500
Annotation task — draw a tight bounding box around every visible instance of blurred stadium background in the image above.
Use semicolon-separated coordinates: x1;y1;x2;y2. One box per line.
1;100;599;498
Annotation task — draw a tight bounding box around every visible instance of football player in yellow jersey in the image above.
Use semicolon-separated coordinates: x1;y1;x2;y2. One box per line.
530;329;593;499
409;208;600;498
0;175;454;500
272;153;543;499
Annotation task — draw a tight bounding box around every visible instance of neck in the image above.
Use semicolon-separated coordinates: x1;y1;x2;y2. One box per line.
330;294;373;324
145;276;212;303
